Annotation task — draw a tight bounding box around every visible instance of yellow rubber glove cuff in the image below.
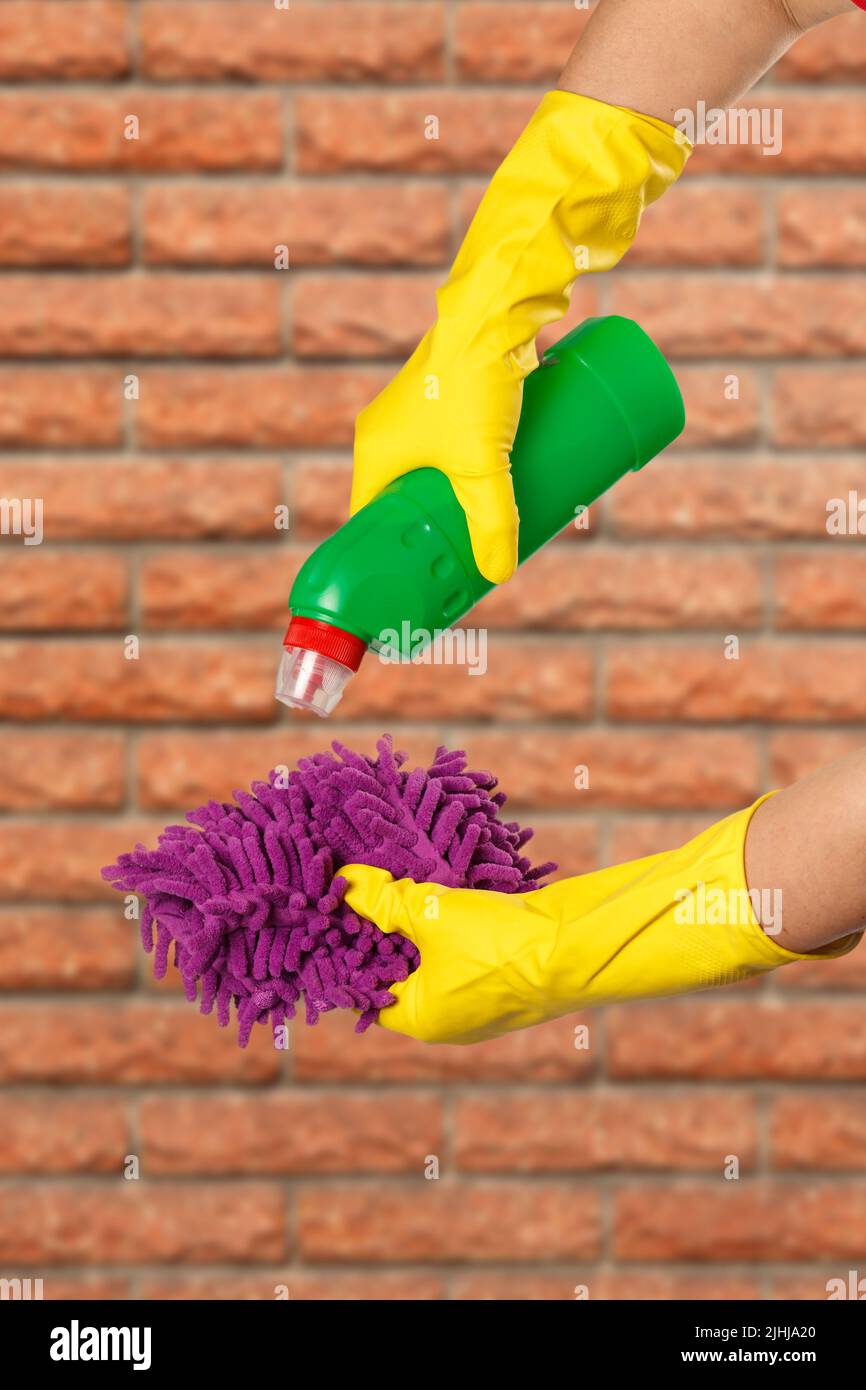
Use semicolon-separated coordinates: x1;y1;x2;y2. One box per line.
342;795;862;1045
351;91;691;584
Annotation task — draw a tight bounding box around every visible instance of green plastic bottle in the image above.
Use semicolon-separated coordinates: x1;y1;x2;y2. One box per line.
277;315;685;716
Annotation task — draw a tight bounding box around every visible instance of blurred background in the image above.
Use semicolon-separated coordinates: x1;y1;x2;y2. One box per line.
1;0;866;1300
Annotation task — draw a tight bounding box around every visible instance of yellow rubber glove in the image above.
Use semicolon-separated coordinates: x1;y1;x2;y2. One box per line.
342;796;862;1045
350;90;691;584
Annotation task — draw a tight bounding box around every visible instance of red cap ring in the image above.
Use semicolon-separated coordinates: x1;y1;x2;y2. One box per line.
283;616;367;672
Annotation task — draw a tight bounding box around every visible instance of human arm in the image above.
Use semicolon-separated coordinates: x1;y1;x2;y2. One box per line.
342;767;864;1045
350;0;854;584
559;0;853;121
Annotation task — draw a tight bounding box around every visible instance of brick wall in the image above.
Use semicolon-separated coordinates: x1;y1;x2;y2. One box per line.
1;0;866;1300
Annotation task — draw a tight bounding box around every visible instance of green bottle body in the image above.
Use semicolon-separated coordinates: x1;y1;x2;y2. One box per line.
287;316;684;664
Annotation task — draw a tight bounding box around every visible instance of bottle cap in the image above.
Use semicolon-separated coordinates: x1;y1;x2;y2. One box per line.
275;617;367;717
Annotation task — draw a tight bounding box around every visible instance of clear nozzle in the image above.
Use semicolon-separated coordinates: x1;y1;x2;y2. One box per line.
275;645;354;717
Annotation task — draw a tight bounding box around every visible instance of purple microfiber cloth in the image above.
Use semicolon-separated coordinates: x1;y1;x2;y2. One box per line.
101;736;555;1047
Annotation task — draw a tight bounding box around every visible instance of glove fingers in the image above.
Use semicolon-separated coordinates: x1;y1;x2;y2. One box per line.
349;444;406;517
349;470;386;517
341;864;428;943
449;468;519;584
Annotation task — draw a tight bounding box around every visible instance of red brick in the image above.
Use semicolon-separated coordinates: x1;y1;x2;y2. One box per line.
455;1;591;81
140;2;444;80
0;275;280;357
295;94;864;179
676;367;760;447
611;273;866;356
293;1008;595;1083
0;1183;286;1264
294;271;438;357
292;456;357;534
0;906;135;988
774;368;866;446
606;640;866;723
141;549;299;630
458;179;765;268
294;273;596;358
0;640;277;722
615;1182;866;1261
0;733;124;810
298;1182;601;1261
456;1091;757;1172
42;1277;131;1300
0;184;130;266
626;184;765;267
135;728;757;812
0;93;282;172
770;728;866;783
296;91;536;174
523;819;598;877
684;96;866;175
775;12;866;82
140;1094;443;1174
770;1271;866;1301
140;1272;445;1300
0;457;285;540
774;551;866;629
609;456;866;540
777;946;866;991
326;641;595;722
609;814;731;863
608;1001;866;1080
0;551;127;629
0;817;164;902
0;369;121;446
140;543;760;634
0;1003;279;1082
453;1271;762;1301
0;2;863;1303
137;367;386;447
143;180;449;267
771;1094;866;1171
0;0;128;78
144;962;188;997
130;729;472;808
378;642;589;728
485;546;761;630
778;187;866;268
6;636;588;724
0;1097;127;1174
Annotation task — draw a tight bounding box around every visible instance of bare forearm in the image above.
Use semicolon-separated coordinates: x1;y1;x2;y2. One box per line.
785;0;855;25
559;0;851;124
556;0;860;960
746;751;866;953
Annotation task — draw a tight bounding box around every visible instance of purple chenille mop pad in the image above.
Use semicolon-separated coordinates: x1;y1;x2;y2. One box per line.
101;736;556;1047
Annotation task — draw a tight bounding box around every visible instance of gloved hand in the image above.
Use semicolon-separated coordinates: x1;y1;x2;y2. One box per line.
350;90;691;585
342;797;861;1044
